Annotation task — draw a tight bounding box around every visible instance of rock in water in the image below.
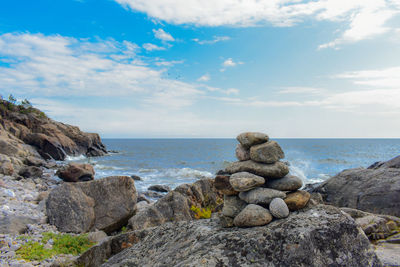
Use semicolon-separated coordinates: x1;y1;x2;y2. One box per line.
236;132;269;148
250;141;284;163
46;176;137;233
229;172;265;191
222;195;247;218
233;204;272;227
265;175;303;191
239;187;286;205
269;198;289;218
148;184;170;193
235;144;250;161
284;190;311;211
101;205;381;267
56;162;95;182
313;157;400;217
214;175;238;196
225;160;289;178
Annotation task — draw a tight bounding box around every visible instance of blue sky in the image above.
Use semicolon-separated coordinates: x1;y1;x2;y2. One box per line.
1;0;400;138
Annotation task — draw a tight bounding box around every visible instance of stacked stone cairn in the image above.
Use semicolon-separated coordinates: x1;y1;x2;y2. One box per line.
215;132;311;227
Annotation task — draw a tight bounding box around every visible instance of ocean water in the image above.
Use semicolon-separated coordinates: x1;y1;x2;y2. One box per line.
66;139;400;193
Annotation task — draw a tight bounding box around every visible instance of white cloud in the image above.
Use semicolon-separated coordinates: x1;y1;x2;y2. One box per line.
225;88;239;95
193;36;230;45
278;87;325;95
220;58;243;72
142;43;165;51
154;60;184;66
197;74;210;82
336;66;400;88
152;28;174;42
115;0;400;48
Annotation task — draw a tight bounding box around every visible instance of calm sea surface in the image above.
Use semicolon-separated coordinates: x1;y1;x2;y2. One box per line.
66;139;400;192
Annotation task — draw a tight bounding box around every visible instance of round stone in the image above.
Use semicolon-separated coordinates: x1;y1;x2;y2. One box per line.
284;190;311;211
269;198;289;218
233;204;272;227
265;175;303;191
229;172;265;192
239;188;286;205
250;141;285;164
235;144;250;161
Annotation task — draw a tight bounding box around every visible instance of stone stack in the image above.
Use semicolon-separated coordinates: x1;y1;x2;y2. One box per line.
216;132;311;227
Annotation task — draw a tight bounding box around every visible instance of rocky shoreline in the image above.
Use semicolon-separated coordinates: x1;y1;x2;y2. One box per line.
1;101;400;266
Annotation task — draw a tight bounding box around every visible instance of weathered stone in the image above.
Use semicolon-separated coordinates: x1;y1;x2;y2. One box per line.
265;175;303;191
229;172;265;191
143;190;165;199
0;215;39;234
284;190;311;211
24;156;46;167
235;144;250;161
214;175;238;195
233;204;272;227
128;179;222;231
250;141;284;164
239;187;286;205
18;166;43;178
226;160;289;179
84;205;382;267
46;176;137;233
219;215;234;228
313;157;400;217
269;198;289;218
56;163;95;182
222;195;247;218
148;184;170;193
236;132;269;148
0;161;14;175
130;175;142;181
87;230;108;243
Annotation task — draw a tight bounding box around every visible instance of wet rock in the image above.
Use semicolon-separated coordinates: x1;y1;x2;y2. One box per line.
236;132;269;149
56;162;95;182
284;190;311;211
269;198;289;219
130;175;143;181
250;141;284;164
222;195;247;218
225;160;289;179
148;184;170;193
265;174;303;191
229;172;265;191
18;166;43;178
239;187;286;205
46;176;137;233
143;190;165;199
214;175;238;196
235;144;250;161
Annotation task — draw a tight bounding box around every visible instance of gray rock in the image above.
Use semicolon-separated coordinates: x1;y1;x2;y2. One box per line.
130;175;143;181
0;215;39;234
250;141;284;164
239;187;286;205
128;179;222;231
265;175;303;191
136;201;150;211
226;160;289;179
101;205;381;267
222;195;247;218
269;198;289;218
219;215;234;228
143;190;165;199
313;159;400;217
148;184;170;193
87;231;108;243
229;172;265;191
46;176;137;233
18;166;43;178
235;144;250;161
368;155;400;169
236;132;269;148
233;204;272;227
214;175;238;196
56;163;95;182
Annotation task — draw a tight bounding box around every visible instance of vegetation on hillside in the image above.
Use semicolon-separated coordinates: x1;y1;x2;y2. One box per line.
0;94;47;119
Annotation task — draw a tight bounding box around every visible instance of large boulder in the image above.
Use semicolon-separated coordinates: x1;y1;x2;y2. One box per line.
46;176;137;233
128;179;222;231
103;205;381;267
0;215;39;234
56;163;95;182
313;156;400;217
225;160;289;178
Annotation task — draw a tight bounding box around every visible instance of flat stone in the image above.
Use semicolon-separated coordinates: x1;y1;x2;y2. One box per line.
236;132;269;149
233;204;272;227
250;141;284;164
222;195;247;218
284;190;311;211
235;144;250;161
266;175;303;191
229;172;265;191
269;198;289;218
226;160;289;179
214;175;238;196
239;187;286;205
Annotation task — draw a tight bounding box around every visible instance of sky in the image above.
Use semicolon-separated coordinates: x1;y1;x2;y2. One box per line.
0;0;400;138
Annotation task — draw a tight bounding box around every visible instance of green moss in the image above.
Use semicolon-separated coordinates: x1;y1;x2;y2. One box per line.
190;205;212;219
16;232;95;262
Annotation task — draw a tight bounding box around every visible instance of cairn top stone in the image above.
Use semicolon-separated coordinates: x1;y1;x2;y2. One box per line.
250;141;284;164
236;132;269;148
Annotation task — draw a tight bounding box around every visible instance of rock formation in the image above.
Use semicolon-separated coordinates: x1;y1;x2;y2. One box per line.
217;132;309;227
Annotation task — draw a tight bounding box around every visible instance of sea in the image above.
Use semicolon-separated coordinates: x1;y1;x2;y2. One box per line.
65;139;400;193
